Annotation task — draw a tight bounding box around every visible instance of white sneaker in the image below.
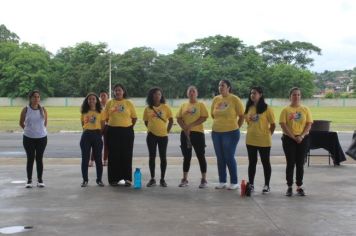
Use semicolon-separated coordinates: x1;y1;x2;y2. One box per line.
215;183;227;189
37;182;45;188
25;181;33;188
262;185;270;194
227;184;240;190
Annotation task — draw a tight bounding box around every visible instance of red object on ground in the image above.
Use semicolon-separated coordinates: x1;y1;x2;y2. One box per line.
240;179;246;197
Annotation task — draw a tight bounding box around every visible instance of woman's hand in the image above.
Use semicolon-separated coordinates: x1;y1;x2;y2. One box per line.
295;135;304;144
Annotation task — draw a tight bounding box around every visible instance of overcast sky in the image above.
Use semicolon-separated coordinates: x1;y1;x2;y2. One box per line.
1;0;355;72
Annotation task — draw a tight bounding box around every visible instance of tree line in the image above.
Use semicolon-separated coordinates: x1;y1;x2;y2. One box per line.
0;24;321;98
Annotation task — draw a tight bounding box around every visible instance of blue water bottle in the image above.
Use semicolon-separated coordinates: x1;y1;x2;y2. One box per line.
134;168;142;189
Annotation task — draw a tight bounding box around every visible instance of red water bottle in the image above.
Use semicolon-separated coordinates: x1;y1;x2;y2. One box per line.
240;179;246;197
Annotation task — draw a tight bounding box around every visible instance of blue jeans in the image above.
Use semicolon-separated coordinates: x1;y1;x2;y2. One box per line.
212;129;240;184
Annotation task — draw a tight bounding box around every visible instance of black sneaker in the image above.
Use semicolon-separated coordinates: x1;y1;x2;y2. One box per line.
109;182;119;186
262;185;270;194
160;179;167;187
296;187;306;196
146;178;156;187
96;180;104;187
285;187;292;197
81;181;88;187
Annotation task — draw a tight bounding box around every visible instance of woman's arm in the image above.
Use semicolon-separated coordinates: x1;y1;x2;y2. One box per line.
237;115;244;128
270;123;276;135
180;116;207;136
187;117;207;129
295;122;312;143
176;117;186;130
280;122;297;141
167;118;174;133
19;107;26;129
100;120;105;133
43;107;48;127
131;118;137;127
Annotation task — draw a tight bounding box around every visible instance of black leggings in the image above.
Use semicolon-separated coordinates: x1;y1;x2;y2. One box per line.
246;145;271;186
23;135;47;181
282;135;310;187
146;132;168;179
180;131;207;174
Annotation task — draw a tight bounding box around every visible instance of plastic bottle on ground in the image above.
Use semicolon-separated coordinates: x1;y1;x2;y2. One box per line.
134;168;142;189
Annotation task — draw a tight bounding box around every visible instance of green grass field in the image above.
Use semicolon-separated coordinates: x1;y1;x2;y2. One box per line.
1;106;355;132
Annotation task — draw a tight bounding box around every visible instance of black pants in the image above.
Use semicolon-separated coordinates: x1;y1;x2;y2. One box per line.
146;132;168;179
282;135;310;187
80;130;103;182
107;126;134;183
23;135;47;181
180;131;207;174
246;145;271;186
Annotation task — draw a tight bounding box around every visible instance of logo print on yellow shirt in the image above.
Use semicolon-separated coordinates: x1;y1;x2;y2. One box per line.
84;115;96;124
249;114;259;122
152;110;163;119
216;102;228;111
115;104;125;113
89;115;97;124
288;112;302;121
186;107;197;115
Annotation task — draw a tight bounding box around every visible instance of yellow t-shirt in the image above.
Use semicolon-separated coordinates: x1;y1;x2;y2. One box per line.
211;94;244;132
143;104;173;137
176;101;208;133
279;105;313;135
81;110;105;130
104;99;137;127
245;106;275;147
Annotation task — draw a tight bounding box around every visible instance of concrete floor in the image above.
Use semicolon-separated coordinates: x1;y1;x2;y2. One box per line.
0;157;356;236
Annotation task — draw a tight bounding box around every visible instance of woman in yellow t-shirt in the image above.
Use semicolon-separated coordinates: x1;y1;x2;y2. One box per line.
89;90;109;167
176;86;208;188
105;84;137;187
279;87;313;197
211;80;244;190
80;93;105;187
245;87;275;194
143;87;173;187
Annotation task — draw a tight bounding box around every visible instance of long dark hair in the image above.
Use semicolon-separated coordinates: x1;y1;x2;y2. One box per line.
81;92;102;114
113;83;128;99
146;87;166;108
245;86;268;114
28;90;44;117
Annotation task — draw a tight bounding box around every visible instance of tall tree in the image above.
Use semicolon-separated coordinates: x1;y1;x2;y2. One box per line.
0;43;53;97
112;47;158;97
174;35;266;97
264;64;315;98
0;24;20;43
51;42;109;96
257;39;321;69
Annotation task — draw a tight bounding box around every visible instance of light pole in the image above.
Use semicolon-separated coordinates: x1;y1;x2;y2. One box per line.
109;56;112;99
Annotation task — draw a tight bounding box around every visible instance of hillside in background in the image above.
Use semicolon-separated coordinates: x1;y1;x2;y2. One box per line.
315;68;356;97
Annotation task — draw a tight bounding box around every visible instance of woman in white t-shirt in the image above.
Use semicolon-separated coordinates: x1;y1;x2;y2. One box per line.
19;90;48;188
